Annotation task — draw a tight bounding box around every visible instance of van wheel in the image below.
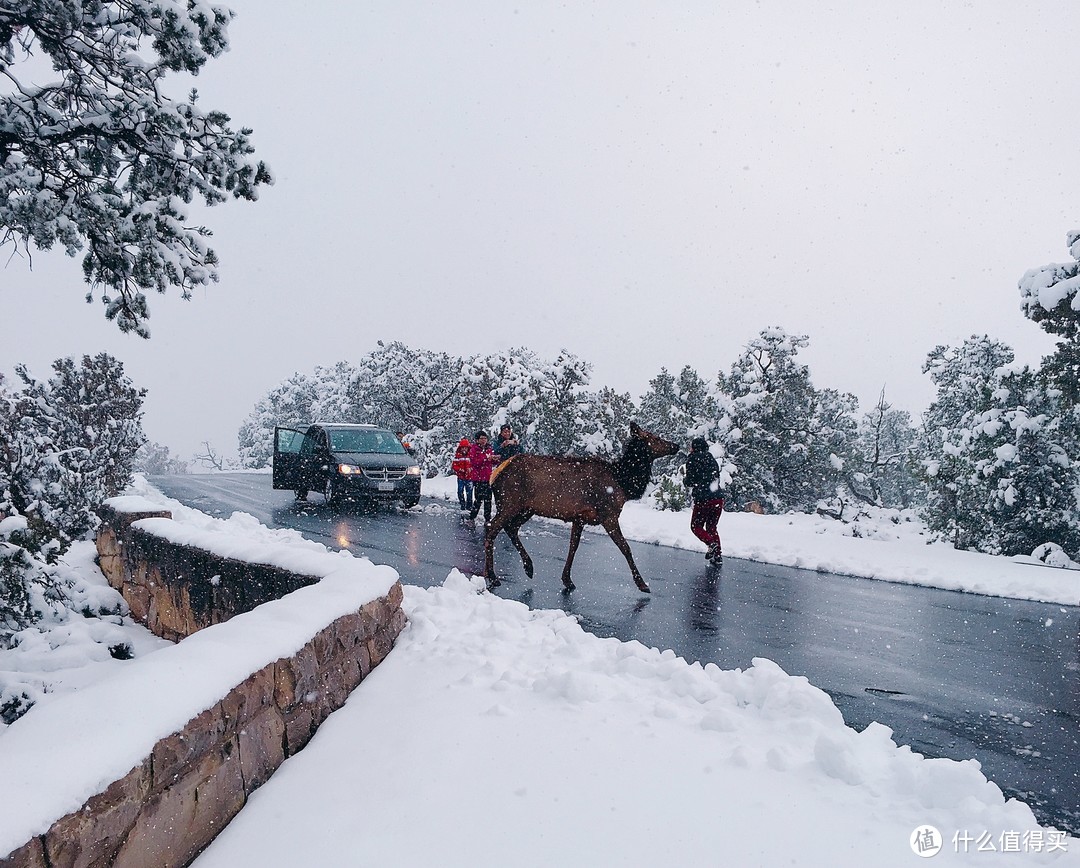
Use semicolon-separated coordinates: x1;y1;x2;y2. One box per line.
295;489;308;501
401;496;420;508
323;477;337;505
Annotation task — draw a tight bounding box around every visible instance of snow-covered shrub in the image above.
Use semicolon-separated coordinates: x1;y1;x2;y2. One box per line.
1030;543;1080;570
649;475;688;511
0;511;68;647
0;357;145;645
2;355;146;548
916;337;1080;557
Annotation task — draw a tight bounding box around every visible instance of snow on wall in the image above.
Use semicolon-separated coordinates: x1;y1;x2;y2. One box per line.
0;507;402;862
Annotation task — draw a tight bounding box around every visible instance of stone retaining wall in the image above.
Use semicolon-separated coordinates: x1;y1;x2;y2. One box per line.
96;502;327;640
1;504;406;868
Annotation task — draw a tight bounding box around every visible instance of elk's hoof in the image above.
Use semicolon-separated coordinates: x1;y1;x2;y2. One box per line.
486;575;502;589
562;579;576;592
636;580;651;594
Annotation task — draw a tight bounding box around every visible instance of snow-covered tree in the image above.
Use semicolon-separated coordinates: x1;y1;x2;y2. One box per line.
351;342;463;432
237;365;361;468
717;327;856;512
0;356;145;644
349;343;468;475
311;362;363;424
1017;231;1080;480
134;441;188;475
466;348;543;439
0;1;272;336
575;387;638;459
465;348;595;455
917;336;1014;547
845;388;921;509
5;354;146;545
919;336;1080;556
637;368;680;438
529;350;594;456
636;364;720;509
1019;231;1080;405
638;365;715;445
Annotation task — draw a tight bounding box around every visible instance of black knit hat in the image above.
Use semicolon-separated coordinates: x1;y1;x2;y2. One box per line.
691;437;709;451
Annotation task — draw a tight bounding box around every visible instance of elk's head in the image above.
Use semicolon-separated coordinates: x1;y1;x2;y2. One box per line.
629;422;680;459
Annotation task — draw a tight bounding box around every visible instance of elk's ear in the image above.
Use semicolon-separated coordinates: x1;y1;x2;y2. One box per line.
629;422;642;436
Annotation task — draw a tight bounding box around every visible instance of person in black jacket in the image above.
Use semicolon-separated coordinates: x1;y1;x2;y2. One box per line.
494;424;522;463
683;437;724;562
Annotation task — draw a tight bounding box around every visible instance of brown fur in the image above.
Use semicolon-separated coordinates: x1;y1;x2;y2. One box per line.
484;423;679;593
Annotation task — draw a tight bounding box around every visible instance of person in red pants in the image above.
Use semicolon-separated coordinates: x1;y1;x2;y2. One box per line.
683;437;724;563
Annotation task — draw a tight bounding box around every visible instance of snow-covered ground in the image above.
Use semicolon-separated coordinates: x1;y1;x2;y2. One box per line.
2;476;1078;865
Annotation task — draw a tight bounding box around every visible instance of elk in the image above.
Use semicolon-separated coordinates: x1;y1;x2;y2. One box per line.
484;423;679;593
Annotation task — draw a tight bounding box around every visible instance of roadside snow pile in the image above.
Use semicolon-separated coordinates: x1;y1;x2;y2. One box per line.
195;571;1075;867
1027;543;1080;571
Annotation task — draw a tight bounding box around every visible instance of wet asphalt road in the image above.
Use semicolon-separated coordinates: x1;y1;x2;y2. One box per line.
152;473;1080;834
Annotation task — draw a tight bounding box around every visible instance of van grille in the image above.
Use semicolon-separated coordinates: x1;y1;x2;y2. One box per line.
362;466;408;481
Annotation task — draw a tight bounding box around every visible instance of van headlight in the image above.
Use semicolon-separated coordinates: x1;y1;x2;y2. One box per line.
337;463;362;475
406;465;422;476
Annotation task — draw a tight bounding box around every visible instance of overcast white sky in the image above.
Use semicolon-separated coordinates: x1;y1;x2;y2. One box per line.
4;1;1076;459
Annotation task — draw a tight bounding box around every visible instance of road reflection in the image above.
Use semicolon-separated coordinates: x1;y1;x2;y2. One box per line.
687;564;721;636
452;516;486;576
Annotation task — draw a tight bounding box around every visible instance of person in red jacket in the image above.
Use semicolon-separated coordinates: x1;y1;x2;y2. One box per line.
467;431;498;523
451;437;473;512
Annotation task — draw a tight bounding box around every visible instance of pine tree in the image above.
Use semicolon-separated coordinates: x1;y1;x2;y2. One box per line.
918;336;1014;548
1019;231;1080;405
847;388;921;508
573;387;638;459
6;355;146;545
916;335;1080;556
352;342;463;432
1;1;272;335
1;356;145;643
718;327;855;512
530;350;592;456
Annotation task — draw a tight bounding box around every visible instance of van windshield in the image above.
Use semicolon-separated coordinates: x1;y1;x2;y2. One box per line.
327;428;406;455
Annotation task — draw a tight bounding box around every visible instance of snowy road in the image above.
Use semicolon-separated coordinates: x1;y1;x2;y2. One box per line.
151;473;1080;834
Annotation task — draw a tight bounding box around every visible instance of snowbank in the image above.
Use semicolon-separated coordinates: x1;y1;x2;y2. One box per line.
195;571;1076;867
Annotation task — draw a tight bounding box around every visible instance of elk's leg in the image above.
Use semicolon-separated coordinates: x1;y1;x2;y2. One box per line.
602;517;650;593
560;519;584;591
503;512;535;578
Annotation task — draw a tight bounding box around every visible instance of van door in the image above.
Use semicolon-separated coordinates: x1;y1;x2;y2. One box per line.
272;426;309;490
